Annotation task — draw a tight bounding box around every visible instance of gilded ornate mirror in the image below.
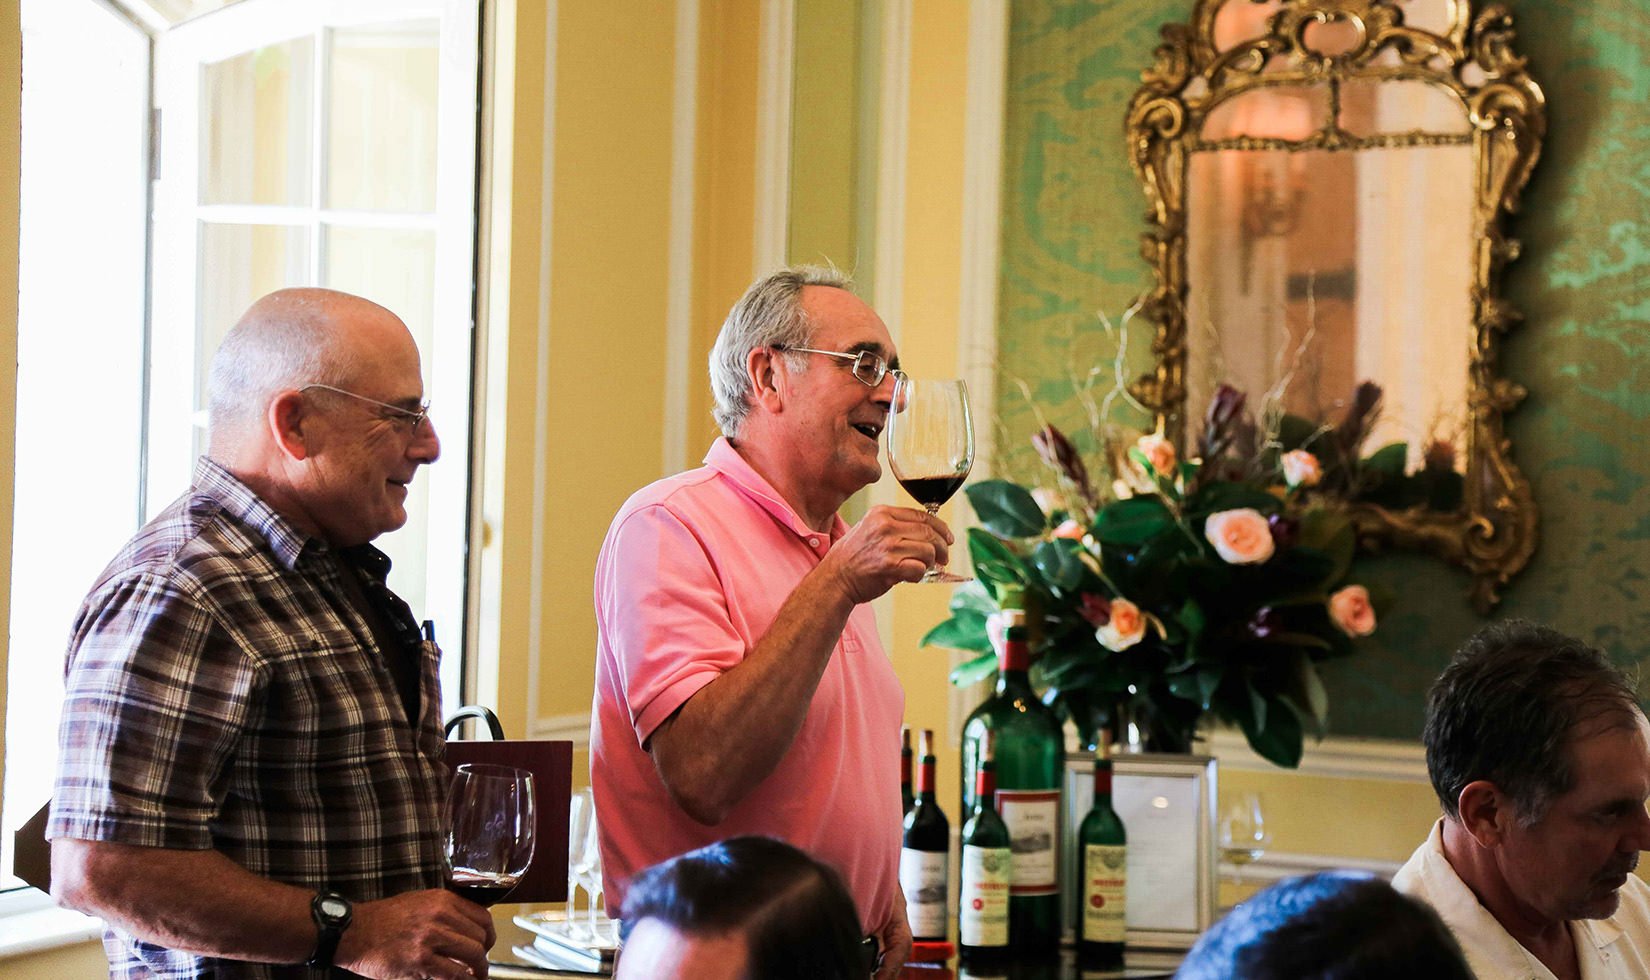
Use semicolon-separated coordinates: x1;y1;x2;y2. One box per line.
1125;0;1544;610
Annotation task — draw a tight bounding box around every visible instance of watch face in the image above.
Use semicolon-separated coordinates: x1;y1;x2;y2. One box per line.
319;897;350;920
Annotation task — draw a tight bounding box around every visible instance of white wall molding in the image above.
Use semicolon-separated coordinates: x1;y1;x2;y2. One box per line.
524;0;558;727
870;0;910;333
1223;848;1404;887
1205;729;1429;783
529;711;593;747
662;0;699;476
753;0;795;275
945;0;1008;743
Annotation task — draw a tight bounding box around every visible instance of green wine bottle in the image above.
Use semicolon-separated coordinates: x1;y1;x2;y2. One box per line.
900;728;950;942
1077;738;1127;970
958;730;1011;972
900;724;915;816
960;591;1064;956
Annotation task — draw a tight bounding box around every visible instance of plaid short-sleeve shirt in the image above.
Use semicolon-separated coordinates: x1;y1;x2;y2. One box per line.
50;457;450;979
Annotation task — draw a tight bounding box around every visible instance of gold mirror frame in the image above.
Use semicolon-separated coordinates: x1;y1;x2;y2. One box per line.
1125;0;1544;611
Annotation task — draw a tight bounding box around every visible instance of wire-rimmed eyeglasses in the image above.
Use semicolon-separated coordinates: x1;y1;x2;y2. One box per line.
776;345;906;388
300;383;430;432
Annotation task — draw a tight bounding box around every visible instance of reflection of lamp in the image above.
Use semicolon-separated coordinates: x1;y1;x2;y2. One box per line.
1239;157;1307;294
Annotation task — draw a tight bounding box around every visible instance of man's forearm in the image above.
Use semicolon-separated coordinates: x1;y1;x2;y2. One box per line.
53;839;316;964
648;565;858;824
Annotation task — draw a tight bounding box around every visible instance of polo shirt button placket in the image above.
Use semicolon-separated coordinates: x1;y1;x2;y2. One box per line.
808;537;820;549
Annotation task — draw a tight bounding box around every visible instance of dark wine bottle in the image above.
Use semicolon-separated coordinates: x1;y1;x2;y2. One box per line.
958;730;1011;972
960;589;1064;956
901;724;915;816
901;728;951;942
1077;738;1127;970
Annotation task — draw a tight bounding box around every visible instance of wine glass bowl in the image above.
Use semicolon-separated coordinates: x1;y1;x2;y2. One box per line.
887;376;975;583
445;763;537;908
1218;791;1271;889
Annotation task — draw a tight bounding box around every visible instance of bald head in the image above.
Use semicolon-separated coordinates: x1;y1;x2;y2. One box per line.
207;288;405;453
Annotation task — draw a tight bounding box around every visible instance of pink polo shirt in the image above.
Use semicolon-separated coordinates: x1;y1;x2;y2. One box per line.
590;438;905;932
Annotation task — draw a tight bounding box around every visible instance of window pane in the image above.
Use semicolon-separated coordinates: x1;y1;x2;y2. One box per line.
325;224;437;614
196;222;311;448
326;20;439;212
202;37;314;206
7;0;148;888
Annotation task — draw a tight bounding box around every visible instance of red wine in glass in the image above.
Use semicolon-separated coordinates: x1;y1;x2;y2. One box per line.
887;376;975;583
447;869;521;908
445;763;537;908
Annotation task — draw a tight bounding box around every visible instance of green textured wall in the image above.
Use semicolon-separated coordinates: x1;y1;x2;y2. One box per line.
997;0;1650;739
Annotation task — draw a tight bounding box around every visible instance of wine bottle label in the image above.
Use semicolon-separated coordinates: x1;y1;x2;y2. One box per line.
899;848;949;938
995;789;1060;894
958;845;1010;948
1083;843;1127;943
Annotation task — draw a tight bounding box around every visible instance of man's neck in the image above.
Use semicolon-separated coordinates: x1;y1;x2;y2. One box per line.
725;435;845;534
1439;818;1580;979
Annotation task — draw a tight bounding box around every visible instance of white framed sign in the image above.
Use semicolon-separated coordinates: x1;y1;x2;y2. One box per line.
1062;752;1218;951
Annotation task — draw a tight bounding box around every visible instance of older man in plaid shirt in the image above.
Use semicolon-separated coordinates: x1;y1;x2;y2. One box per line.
48;288;494;979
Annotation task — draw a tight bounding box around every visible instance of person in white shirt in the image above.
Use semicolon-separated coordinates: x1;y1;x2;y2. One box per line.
1394;619;1650;980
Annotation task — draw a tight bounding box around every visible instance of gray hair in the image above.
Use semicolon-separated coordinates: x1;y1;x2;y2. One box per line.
1424;619;1644;827
709;265;853;437
206;289;370;447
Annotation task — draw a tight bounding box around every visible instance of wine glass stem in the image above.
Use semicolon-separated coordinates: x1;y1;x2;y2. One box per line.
924;504;942;576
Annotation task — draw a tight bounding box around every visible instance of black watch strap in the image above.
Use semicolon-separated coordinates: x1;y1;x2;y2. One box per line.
307;890;353;969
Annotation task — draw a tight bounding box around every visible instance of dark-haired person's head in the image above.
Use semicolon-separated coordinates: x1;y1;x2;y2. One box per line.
614;836;865;980
1423;619;1650;922
1175;871;1472;980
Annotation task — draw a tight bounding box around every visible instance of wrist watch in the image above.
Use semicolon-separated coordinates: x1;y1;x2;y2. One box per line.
307;890;353;969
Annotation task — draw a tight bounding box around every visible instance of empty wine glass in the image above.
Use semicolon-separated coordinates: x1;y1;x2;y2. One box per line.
565;787;595;940
580;800;609;943
886;376;975;583
445;763;537;907
1219;791;1271;889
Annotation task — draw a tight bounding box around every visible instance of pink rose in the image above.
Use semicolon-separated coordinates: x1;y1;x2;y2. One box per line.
1204;508;1275;564
1329;585;1377;637
1053;519;1085;540
1281;449;1322;488
985;612;1006;657
1096;598;1146;652
1136;433;1177;477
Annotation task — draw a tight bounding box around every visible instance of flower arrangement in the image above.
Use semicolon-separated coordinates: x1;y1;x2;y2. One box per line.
922;383;1391;768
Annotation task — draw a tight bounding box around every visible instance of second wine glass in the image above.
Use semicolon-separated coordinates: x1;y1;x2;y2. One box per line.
886;376;975;583
445;763;537;908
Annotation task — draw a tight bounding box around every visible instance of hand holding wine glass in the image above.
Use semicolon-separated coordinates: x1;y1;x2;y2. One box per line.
886;376;974;583
445;763;537;908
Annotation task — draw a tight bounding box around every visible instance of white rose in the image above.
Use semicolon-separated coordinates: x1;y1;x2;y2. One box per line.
1203;508;1275;565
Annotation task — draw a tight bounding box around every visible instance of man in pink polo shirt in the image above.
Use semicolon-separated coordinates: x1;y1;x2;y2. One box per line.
591;266;951;978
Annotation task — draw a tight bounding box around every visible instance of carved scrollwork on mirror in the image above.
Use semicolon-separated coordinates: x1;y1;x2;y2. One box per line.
1125;0;1544;611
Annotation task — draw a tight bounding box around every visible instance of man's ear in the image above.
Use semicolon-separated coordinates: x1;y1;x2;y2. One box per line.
1456;780;1516;848
269;390;312;461
747;346;785;414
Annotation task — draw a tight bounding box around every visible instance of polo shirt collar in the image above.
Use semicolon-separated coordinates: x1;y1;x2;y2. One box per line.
705;437;849;546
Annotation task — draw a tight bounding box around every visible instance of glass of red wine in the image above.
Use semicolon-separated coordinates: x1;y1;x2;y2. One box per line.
887;375;974;583
445;763;537;907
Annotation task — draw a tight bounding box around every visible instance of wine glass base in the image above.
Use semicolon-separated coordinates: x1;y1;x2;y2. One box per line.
920;569;973;583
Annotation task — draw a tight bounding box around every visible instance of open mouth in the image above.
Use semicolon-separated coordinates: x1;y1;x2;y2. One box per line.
851;422;883;442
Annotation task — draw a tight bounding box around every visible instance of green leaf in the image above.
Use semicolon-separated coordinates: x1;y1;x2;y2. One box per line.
1093;496;1174;546
948;651;998;687
1296;654;1330;734
1297;509;1356;584
1032;539;1087;592
1362;442;1409;480
1239;696;1305;768
948;580;999;617
1188;482;1281;517
967;529;1030;596
965;480;1047;538
920;610;992;653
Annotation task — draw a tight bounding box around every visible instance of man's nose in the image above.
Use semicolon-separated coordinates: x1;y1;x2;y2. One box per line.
412;417;441;463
